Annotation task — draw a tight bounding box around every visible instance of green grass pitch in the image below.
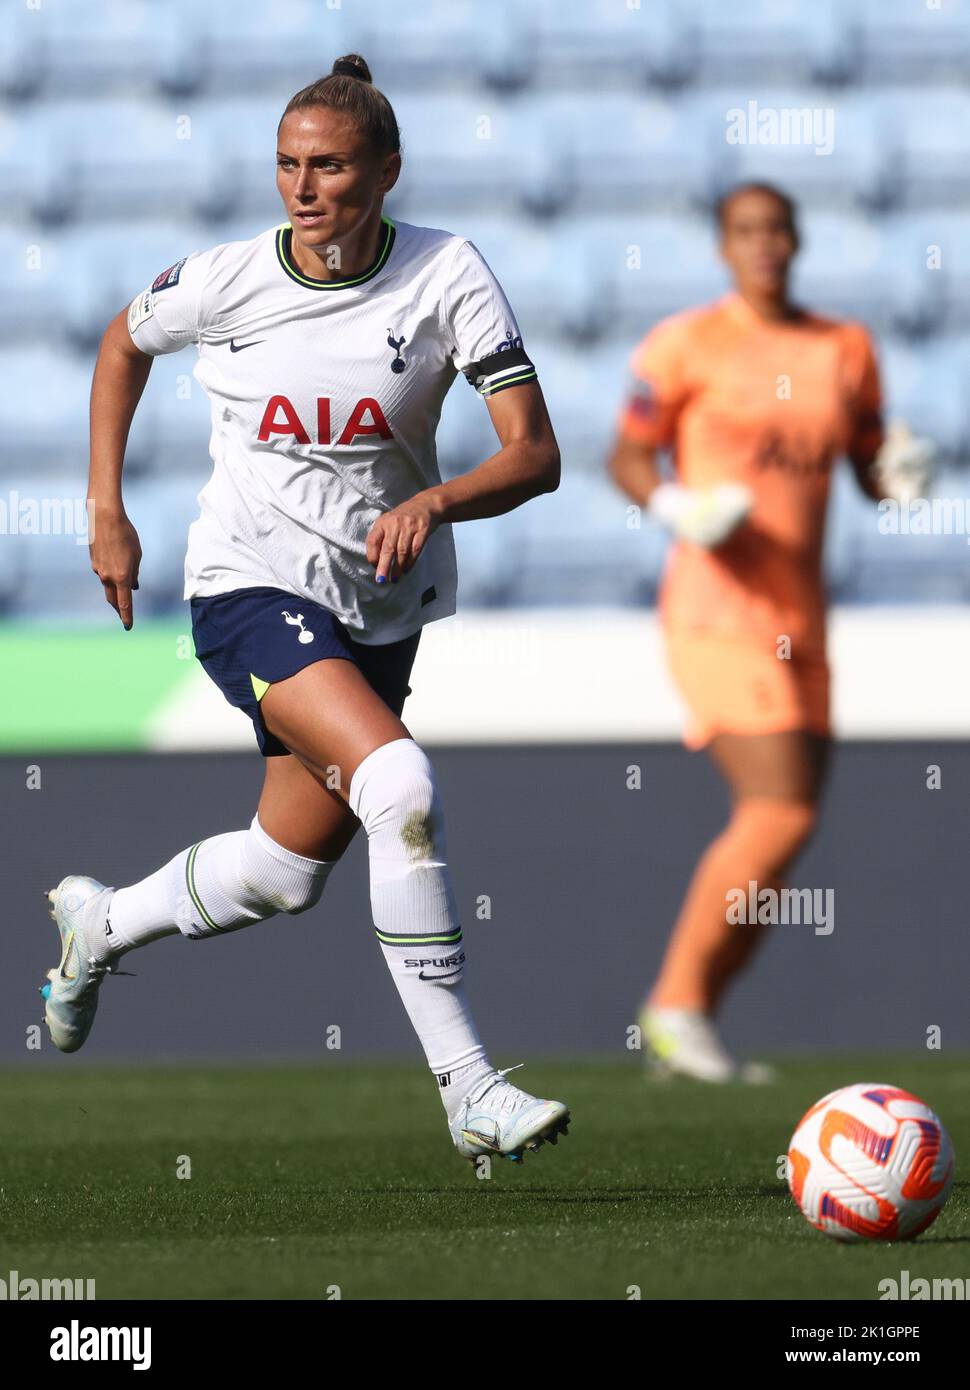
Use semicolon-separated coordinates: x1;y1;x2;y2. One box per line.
1;1056;965;1300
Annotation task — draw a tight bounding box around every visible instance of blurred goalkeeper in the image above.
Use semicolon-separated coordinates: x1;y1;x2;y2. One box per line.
606;182;934;1083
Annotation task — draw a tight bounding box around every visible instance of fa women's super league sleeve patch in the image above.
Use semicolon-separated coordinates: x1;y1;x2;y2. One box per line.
462;343;537;398
151;258;187;293
625;374;658;422
126;257;188;334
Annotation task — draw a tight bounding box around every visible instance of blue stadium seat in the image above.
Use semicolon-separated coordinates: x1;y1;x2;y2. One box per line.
453;514;523;608
526;337;638;474
554;214;728;340
0;525;29;613
389;94;551;218
0;227;65;345
859;0;970;81
0;4;44;97
537;93;713;215
410;208;575;340
122;475;204;610
0;337;157;476
879;213;962;337
36;99;219;222
878;336;970;460
0;471;105;619
825;458;970;605
792;212;897;333
136;353;218;477
878;214;967;339
28;0;206;97
879;90;970;210
692;0;851;84
197;0;353;93
526;0;694;89
0;106;57;219
513;471;668;606
9;473;201;622
10;546;110;620
355;0;529;91
836;460;970;605
0;349;92;474
436;374;505;481
8;478;197;620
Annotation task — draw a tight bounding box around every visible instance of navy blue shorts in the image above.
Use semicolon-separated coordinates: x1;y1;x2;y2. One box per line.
190;586;421;757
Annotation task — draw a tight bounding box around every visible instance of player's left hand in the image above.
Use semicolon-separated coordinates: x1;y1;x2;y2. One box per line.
874;419;936;504
366;494;441;584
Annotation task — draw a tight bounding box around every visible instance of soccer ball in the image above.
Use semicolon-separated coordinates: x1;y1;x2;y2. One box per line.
787;1082;954;1242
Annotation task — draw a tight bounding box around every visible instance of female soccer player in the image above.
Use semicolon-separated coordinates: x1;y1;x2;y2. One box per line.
42;56;569;1164
607;183;933;1082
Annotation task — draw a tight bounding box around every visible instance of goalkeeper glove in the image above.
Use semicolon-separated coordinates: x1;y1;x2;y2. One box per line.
648;481;753;548
873;420;936;504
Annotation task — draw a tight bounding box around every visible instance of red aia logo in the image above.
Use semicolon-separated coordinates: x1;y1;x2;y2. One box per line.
257;396;393;446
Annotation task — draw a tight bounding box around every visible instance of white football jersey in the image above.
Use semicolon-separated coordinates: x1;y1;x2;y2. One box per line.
126;217;537;644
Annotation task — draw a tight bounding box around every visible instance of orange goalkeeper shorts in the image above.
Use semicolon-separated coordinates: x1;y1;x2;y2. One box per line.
664;628;831;750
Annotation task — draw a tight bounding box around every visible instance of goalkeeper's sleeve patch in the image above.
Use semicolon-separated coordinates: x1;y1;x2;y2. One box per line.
462;345;537;397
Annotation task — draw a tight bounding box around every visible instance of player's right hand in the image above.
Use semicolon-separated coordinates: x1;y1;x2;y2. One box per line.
648;481;753;549
89;507;142;630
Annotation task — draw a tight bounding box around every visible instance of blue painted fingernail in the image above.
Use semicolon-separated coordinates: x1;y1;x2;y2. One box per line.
376;575;387;585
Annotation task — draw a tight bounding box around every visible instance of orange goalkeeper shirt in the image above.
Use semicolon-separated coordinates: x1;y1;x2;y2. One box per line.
618;293;883;656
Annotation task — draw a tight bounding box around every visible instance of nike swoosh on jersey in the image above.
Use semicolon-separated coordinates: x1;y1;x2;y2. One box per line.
229;339;265;352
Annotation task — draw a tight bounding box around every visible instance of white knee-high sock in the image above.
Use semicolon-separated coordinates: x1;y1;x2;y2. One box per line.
103;815;336;955
348;738;491;1110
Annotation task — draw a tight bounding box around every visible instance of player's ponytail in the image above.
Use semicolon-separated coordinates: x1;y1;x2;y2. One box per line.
280;55;400;158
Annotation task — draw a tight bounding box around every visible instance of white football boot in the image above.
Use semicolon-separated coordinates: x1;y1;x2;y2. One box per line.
640;1005;775;1085
449;1066;570;1163
40;876;130;1053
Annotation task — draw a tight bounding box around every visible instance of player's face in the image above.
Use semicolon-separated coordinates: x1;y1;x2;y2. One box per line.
719;191;797;298
276;107;400;250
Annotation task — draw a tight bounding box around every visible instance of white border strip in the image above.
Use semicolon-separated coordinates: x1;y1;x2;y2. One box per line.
147;606;970;749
